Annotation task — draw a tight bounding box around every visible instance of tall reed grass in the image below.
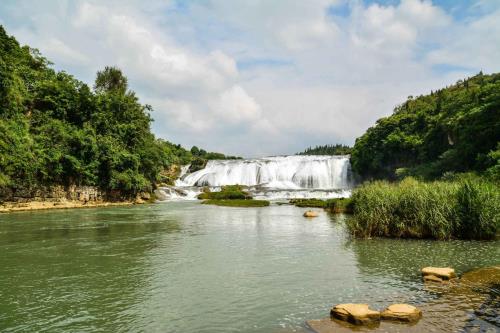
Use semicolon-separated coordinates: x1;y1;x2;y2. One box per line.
348;177;499;240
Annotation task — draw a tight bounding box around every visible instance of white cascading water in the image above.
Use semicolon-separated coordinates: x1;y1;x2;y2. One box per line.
157;155;353;200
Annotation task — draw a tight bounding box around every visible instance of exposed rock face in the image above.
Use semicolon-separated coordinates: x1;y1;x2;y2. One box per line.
422;267;456;281
330;303;381;325
303;210;319;217
381;304;422;322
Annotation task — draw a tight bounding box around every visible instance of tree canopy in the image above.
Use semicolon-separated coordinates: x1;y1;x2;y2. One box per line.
351;72;500;181
0;26;230;196
297;144;352;156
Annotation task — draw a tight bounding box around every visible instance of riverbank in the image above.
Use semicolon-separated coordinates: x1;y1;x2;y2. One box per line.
0;200;138;213
0;185;153;213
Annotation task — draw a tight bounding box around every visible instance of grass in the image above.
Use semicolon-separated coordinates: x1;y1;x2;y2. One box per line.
202;199;270;207
197;185;252;200
289;198;327;208
289;198;353;213
347;177;499;240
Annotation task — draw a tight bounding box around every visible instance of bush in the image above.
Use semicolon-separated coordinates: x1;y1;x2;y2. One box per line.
347;177;499;240
197;185;252;200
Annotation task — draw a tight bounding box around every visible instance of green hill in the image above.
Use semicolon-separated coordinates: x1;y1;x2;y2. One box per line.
351;72;500;180
0;26;226;197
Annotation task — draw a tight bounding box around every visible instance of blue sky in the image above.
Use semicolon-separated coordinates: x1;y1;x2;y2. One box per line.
1;0;499;157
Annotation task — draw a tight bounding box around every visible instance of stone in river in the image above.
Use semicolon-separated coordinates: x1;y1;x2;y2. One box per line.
303;210;319;218
330;303;381;325
381;304;422;323
421;267;456;280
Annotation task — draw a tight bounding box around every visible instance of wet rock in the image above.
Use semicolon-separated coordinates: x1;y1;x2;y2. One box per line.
330;303;381;325
422;267;456;281
381;304;422;323
303;210;319;218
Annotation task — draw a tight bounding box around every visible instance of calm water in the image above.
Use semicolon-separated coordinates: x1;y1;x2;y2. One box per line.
0;202;498;332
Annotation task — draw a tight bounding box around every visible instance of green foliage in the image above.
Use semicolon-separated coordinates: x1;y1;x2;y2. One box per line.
289;198;327;208
0;26;196;197
325;198;353;213
201;199;270;207
197;185;251;200
297;144;352;156
347;177;499;240
289;198;353;213
351;73;500;180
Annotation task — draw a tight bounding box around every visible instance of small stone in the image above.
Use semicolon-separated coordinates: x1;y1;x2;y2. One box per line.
381;304;422;323
303;210;319;217
422;267;456;280
330;303;381;325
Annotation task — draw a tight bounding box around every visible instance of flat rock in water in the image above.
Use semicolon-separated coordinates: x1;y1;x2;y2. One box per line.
381;304;422;322
423;274;444;283
330;303;380;325
303;210;319;218
421;267;456;280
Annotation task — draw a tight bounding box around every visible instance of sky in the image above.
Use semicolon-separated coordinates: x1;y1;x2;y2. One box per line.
1;0;499;157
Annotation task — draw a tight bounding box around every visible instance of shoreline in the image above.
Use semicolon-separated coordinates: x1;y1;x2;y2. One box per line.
0;200;145;213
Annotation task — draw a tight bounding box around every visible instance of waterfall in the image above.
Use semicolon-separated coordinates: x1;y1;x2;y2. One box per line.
175;155;352;190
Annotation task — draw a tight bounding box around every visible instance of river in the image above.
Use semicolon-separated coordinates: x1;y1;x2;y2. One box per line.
0;202;498;332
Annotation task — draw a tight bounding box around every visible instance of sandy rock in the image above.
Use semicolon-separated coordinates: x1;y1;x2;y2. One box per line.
331;303;381;325
303;210;319;218
423;274;444;283
381;304;422;322
422;267;456;280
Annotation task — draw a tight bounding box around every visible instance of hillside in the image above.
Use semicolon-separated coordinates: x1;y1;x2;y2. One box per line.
351;72;500;180
297;144;352;156
0;26;227;198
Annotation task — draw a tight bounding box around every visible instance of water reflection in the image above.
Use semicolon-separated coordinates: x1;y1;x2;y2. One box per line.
0;204;498;332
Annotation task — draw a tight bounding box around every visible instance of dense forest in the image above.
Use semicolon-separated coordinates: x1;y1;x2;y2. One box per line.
351;72;500;181
297;144;352;156
0;26;231;197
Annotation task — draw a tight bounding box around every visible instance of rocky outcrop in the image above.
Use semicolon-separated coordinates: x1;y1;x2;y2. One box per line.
381;304;422;323
330;303;380;325
0;185;151;212
303;210;319;218
421;267;456;282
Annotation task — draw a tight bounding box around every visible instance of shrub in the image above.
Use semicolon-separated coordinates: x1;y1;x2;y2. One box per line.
197;185;252;200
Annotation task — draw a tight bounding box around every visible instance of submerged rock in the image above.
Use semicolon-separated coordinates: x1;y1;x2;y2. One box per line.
330;303;380;325
303;210;319;218
422;267;456;281
381;304;422;323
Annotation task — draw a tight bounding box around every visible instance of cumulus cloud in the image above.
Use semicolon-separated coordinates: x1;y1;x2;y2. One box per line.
1;0;499;156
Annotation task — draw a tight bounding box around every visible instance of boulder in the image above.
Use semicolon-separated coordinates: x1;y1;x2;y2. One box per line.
381;304;422;323
421;267;456;281
303;210;319;218
330;303;381;325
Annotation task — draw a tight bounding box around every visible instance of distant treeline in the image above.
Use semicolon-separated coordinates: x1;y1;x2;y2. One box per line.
351;72;500;181
297;144;352;156
0;26;232;196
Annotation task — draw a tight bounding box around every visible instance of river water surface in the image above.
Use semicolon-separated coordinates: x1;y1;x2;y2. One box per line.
0;202;498;332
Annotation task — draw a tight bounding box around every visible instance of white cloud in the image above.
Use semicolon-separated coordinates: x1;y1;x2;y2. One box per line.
1;0;499;156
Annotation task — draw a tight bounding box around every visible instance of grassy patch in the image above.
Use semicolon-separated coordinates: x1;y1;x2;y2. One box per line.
289;197;353;213
325;198;353;214
197;185;252;200
348;177;499;240
289;198;326;208
202;199;270;207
